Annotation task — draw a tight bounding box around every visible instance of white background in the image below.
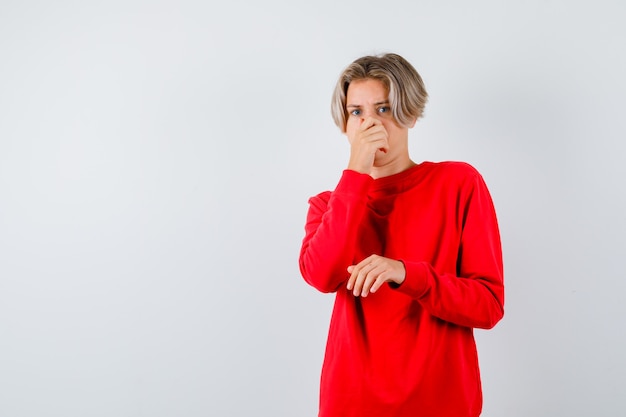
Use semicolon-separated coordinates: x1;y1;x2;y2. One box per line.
1;1;625;416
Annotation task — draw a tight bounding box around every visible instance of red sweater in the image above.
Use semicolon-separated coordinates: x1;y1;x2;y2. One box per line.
299;162;504;417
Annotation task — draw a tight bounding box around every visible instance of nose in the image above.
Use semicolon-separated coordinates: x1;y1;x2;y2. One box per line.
360;108;381;122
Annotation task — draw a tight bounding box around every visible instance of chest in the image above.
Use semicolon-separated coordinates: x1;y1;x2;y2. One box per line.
357;189;463;263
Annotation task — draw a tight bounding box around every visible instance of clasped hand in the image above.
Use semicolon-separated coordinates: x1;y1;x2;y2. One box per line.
347;254;406;297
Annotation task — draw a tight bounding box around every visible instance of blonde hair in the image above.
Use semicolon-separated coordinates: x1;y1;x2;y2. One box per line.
331;53;428;132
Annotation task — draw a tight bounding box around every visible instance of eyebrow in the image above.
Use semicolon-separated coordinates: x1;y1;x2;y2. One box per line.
346;100;390;108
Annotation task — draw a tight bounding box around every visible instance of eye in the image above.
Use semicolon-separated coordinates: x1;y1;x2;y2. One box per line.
349;109;362;117
377;106;390;114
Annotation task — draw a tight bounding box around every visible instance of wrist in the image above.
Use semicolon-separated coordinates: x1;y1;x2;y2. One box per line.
347;160;372;175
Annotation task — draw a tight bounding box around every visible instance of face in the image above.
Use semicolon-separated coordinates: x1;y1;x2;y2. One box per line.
344;78;415;169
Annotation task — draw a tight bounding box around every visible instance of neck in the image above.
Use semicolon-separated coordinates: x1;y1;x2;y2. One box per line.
370;157;416;179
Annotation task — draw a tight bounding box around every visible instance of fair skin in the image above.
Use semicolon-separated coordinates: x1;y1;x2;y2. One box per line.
343;78;417;297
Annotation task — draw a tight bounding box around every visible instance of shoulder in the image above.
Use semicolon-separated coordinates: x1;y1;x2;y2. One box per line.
426;160;480;177
419;161;483;187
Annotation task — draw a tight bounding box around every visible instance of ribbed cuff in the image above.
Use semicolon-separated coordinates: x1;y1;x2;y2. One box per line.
391;260;430;299
334;170;373;196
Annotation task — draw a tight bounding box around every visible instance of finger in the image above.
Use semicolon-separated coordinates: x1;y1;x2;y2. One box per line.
369;273;388;294
362;126;388;151
350;265;366;296
347;255;379;292
346;264;369;292
346;266;355;290
361;265;385;297
351;263;377;296
352;125;386;152
361;124;386;138
377;135;389;153
358;117;374;130
359;117;382;131
378;127;389;151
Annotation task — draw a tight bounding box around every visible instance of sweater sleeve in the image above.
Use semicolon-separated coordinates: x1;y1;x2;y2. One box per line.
395;171;505;329
299;170;373;293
